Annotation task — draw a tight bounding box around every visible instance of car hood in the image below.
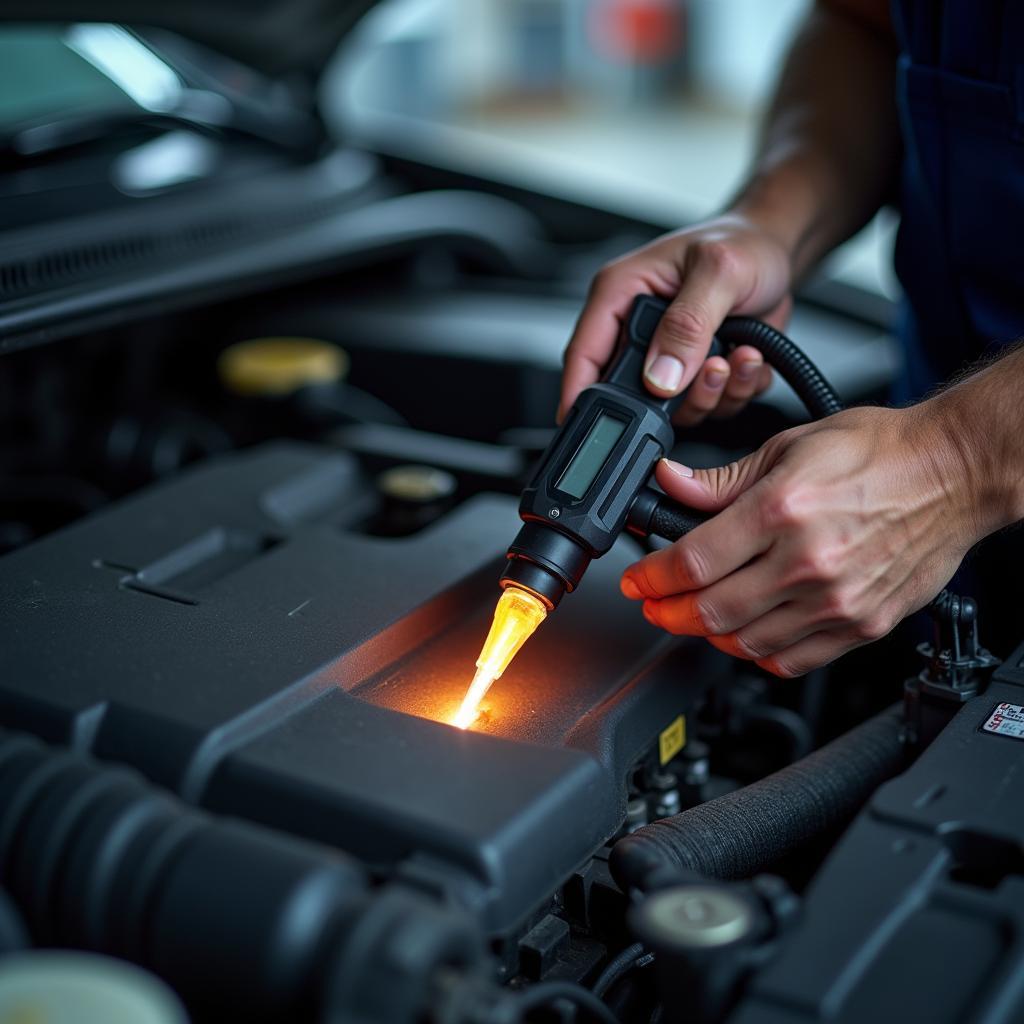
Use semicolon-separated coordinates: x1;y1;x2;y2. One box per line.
0;0;381;79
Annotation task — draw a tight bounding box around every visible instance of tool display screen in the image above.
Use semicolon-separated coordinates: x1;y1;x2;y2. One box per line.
556;412;627;499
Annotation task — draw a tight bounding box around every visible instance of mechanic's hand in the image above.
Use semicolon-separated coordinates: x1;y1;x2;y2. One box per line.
559;214;792;427
620;406;982;677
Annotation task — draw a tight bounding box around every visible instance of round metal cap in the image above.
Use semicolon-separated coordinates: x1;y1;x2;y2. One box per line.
637;886;754;950
0;951;187;1024
218;337;348;396
377;465;457;504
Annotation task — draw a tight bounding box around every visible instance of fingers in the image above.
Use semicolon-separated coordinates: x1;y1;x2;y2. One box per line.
644;248;746;397
621;497;772;600
558;306;617;424
701;603;826;661
673;347;773;426
653;443;781;513
712;348;772;419
619;449;781;599
673;357;732;427
755;629;868;678
558;271;639;423
642;593;865;676
635;557;791;637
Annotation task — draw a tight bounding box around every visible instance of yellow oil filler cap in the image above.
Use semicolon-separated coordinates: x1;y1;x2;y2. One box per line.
217;338;349;397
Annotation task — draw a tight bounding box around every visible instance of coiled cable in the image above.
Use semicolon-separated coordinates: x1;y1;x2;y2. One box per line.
716;316;844;420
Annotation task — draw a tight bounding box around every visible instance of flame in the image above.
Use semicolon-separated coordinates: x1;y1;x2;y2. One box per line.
453;587;548;728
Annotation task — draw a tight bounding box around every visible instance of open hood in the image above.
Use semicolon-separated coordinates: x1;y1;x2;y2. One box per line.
0;0;381;80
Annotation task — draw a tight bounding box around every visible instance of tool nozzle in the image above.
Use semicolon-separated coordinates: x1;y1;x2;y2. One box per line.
453;586;548;729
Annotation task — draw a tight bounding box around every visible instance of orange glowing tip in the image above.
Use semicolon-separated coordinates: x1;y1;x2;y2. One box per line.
453;586;548;728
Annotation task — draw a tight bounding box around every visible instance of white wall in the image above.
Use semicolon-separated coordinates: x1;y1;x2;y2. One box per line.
688;0;809;111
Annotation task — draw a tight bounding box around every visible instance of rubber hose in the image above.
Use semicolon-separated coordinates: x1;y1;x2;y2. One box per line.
0;730;368;1017
0;729;483;1023
610;704;905;888
717;317;844;420
592;941;646;999
509;980;620;1024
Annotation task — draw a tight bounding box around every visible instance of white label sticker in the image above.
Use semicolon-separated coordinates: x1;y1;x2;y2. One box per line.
982;702;1024;740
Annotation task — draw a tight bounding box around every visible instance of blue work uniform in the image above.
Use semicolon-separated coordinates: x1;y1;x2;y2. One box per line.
891;0;1024;651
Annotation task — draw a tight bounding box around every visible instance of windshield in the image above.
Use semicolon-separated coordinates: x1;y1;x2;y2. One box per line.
0;25;176;130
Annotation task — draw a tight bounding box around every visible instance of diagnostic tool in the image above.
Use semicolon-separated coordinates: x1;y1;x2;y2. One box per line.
502;295;699;607
454;295;701;726
455;294;843;728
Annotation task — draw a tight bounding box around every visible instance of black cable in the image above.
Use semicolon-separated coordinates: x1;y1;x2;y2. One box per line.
591;942;652;999
512;980;621;1023
717;316;844;420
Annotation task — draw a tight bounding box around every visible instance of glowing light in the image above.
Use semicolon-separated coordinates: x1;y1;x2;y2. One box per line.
453;587;547;728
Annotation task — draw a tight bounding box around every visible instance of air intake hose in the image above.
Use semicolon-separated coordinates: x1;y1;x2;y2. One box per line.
610;704;905;889
0;730;482;1022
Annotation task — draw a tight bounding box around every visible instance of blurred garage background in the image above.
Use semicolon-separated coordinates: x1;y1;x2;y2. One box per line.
325;0;898;301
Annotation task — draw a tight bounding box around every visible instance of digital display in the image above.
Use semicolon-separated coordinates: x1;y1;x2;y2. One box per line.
556;413;627;499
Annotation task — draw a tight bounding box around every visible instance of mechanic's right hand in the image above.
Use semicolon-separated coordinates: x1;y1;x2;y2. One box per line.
559;213;793;426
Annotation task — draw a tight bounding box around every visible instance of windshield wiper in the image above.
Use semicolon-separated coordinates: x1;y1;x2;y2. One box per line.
5;87;321;162
3;23;322;164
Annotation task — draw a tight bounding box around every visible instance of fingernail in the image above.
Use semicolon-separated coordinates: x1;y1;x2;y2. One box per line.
706;368;727;389
660;458;694;478
736;360;761;382
621;577;642;599
644;354;684;392
642;601;659;625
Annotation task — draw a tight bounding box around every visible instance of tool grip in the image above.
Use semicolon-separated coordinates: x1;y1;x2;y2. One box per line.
649;499;711;542
603;295;721;416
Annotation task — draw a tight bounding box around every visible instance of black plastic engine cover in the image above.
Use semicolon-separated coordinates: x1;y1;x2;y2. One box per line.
0;443;717;933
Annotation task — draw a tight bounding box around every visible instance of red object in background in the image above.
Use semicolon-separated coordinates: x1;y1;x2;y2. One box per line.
590;0;685;64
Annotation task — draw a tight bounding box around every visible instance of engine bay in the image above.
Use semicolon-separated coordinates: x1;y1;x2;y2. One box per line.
2;123;1023;1021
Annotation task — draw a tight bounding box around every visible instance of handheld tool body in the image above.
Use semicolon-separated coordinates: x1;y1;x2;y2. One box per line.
454;295;843;728
502;294;702;611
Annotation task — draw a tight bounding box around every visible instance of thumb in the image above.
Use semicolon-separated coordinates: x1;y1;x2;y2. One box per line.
655;447;778;513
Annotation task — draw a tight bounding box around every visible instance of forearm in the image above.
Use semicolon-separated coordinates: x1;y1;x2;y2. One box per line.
726;0;901;279
923;346;1024;540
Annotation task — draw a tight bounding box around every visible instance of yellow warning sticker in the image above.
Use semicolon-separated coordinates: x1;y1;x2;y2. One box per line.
659;715;686;765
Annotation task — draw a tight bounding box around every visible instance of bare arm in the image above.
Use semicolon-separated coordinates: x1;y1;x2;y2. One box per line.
930;348;1024;536
560;0;902;422
733;0;902;279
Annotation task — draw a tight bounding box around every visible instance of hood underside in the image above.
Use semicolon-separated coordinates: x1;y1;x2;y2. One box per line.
0;0;380;79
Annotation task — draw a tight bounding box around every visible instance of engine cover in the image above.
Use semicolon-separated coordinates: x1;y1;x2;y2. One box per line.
0;443;717;933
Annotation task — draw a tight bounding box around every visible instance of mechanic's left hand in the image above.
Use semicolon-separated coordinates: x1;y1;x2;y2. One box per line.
620;405;984;676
